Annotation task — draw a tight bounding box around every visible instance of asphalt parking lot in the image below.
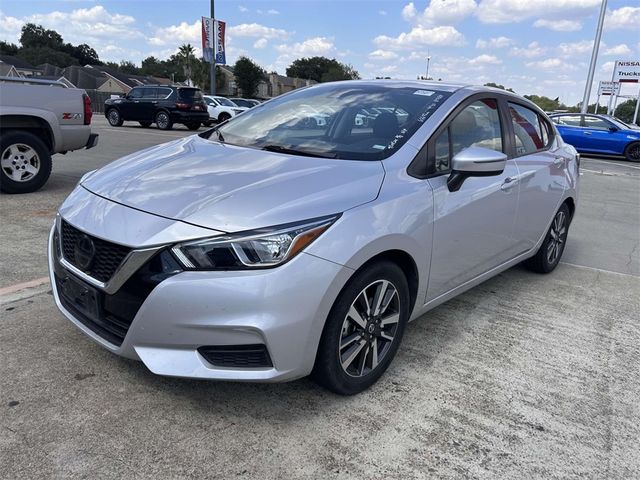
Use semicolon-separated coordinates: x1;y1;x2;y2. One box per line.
1;117;639;478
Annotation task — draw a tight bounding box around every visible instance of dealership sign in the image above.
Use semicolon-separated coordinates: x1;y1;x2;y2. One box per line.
598;81;620;96
612;60;640;83
201;17;226;64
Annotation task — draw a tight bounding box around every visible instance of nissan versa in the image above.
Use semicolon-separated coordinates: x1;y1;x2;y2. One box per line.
49;81;579;395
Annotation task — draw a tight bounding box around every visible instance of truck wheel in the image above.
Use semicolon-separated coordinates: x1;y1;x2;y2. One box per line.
0;131;52;194
155;111;173;130
106;109;123;127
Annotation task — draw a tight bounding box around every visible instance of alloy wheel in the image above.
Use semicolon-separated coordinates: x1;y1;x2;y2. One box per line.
1;144;40;182
628;143;640;162
108;110;120;125
156;112;169;129
547;210;566;265
339;279;400;378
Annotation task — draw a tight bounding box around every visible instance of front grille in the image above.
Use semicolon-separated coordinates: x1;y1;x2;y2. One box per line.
61;220;131;282
198;345;273;368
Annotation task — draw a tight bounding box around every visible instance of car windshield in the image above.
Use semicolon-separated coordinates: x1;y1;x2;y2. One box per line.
232;99;252;107
211;83;452;160
179;89;203;101
214;97;237;107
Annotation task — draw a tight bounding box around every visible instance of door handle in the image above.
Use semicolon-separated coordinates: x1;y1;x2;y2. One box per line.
152;101;158;104
553;156;565;166
584;131;592;135
501;176;518;191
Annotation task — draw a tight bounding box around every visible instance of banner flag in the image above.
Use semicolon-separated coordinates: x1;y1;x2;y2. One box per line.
214;20;226;65
201;16;214;63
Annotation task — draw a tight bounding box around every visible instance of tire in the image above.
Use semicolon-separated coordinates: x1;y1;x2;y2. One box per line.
204;121;213;127
186;122;201;131
218;112;231;123
139;121;152;128
106;109;123;127
312;261;410;395
0;130;52;194
155;111;173;130
624;142;640;163
524;203;571;274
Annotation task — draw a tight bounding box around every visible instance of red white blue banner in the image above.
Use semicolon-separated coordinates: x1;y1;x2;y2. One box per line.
201;17;226;64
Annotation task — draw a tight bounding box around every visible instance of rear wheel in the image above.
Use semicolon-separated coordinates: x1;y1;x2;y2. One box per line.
624;142;640;162
218;112;231;123
139;121;152;128
312;261;410;395
186;122;201;131
524;203;570;273
155;111;173;130
0;131;52;194
106;109;123;127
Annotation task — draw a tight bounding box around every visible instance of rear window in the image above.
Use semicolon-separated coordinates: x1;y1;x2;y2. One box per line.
178;89;203;102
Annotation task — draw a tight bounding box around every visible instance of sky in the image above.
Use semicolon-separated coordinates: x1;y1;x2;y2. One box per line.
1;0;639;105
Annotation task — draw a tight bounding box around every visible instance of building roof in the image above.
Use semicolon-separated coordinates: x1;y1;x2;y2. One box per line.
0;55;40;71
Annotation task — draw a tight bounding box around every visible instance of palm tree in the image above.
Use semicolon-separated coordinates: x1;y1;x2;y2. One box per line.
177;43;196;86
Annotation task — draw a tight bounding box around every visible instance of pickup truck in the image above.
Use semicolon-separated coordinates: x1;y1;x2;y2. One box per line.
0;77;98;193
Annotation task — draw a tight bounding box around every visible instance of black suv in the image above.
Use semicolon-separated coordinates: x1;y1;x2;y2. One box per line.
104;85;209;130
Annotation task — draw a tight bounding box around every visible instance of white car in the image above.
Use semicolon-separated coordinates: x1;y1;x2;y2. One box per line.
203;95;247;124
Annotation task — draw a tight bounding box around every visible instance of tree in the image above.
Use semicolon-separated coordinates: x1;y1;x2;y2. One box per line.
484;82;515;93
0;41;19;56
18;46;78;67
524;95;566;112
118;60;139;75
67;43;100;65
233;56;266;97
615;99;638;125
20;23;63;49
177;43;196;85
286;56;360;83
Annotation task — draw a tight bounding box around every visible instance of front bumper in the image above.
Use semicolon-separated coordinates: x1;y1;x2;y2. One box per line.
48;213;352;382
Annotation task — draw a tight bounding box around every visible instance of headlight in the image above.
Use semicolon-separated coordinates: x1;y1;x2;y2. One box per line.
171;215;339;270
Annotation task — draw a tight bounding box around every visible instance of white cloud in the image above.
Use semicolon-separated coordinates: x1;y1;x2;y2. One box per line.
401;0;477;26
253;38;267;49
526;58;573;70
148;20;200;46
227;23;291;39
469;54;502;65
509;42;547;58
603;44;632;56
476;0;600;24
0;11;23;43
374;25;465;50
275;37;334;56
267;9;280;15
533;19;582;31
557;40;593;57
476;36;513;49
381;65;398;74
379;10;388;15
605;7;640;30
600;61;615;73
238;5;248;12
368;49;399;61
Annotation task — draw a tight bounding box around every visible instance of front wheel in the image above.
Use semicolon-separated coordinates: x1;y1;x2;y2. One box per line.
624;142;640;162
0;131;52;193
218;112;231;123
312;261;410;395
524;203;570;273
106;109;123;127
155;111;173;130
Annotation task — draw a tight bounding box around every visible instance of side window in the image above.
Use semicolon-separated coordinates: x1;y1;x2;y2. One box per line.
128;88;143;99
140;87;156;99
554;115;582;127
157;88;171;99
449;99;503;157
508;103;545;155
584;116;610;130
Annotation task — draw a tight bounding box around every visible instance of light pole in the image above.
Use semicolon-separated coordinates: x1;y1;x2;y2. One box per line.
210;0;216;95
581;0;607;114
426;54;431;80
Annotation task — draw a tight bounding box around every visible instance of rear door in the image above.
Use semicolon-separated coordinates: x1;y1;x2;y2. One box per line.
551;114;584;149
426;97;521;300
508;102;566;250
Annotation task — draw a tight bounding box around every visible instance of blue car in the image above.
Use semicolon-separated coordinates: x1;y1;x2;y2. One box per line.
549;113;640;162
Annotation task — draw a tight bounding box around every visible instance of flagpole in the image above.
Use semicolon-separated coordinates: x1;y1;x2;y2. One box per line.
210;0;216;95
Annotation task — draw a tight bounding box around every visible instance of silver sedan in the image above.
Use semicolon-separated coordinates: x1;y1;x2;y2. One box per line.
49;81;579;395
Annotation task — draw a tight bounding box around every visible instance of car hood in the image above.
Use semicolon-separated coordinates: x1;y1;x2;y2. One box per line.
81;135;385;232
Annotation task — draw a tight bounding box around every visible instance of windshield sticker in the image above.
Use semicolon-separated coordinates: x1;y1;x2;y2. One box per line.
372;144;386;150
414;90;434;96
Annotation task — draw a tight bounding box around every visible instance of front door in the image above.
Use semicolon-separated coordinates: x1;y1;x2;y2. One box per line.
580;115;622;154
426;98;520;301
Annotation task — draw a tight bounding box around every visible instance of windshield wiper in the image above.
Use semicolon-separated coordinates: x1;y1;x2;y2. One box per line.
260;144;337;158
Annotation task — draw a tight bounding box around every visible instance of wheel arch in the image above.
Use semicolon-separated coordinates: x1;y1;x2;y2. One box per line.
0;114;55;152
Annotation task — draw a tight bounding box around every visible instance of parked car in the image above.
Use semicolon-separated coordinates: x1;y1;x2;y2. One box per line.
49;81;578;395
230;97;259;108
549;113;640;162
104;85;209;131
0;76;98;193
203;95;247;124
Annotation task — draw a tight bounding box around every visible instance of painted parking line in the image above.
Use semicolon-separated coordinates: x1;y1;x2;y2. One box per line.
559;262;639;279
583;158;640;171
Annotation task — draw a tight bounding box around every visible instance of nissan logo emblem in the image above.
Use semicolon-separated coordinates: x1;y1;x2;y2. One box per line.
74;234;96;271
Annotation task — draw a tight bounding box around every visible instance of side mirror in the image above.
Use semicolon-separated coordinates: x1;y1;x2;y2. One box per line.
609;126;619;132
447;146;507;192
